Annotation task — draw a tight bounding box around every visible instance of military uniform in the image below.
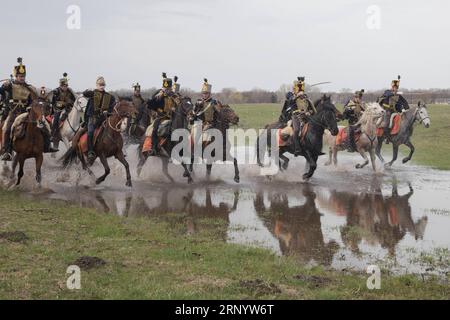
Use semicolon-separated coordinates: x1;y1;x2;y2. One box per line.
193;79;222;127
129;83;147;132
82;76;116;160
377;76;409;143
146;73;181;154
289;77;316;156
51;73;76;140
343;89;365;152
0;58;57;160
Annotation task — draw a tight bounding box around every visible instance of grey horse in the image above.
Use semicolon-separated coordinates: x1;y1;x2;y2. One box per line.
376;102;430;167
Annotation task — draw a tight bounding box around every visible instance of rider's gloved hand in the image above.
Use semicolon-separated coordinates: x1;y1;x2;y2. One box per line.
102;110;109;117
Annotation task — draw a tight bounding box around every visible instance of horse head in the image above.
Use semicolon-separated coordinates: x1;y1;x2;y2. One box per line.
315;95;339;135
73;95;88;113
116;99;137;119
416;101;430;128
218;104;239;127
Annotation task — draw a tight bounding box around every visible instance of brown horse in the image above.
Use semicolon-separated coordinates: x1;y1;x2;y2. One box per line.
10;99;45;185
61;99;136;187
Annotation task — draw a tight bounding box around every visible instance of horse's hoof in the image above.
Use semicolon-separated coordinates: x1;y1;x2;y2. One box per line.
355;164;361;169
302;173;311;181
187;177;193;184
234;176;240;183
95;179;102;185
282;163;289;170
402;158;410;164
126;181;132;187
183;171;189;178
384;163;393;168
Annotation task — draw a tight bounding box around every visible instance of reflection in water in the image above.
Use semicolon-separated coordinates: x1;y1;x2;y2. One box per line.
317;177;427;258
38;176;437;272
254;186;339;266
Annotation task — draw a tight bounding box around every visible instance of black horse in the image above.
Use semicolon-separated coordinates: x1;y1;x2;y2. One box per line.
257;95;339;180
136;97;194;182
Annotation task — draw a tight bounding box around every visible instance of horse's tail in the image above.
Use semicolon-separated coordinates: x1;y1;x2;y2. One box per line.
60;146;78;169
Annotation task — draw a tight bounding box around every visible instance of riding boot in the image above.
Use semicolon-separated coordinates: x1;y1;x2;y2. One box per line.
87;132;96;162
41;128;59;153
294;135;302;157
150;119;160;155
383;127;391;144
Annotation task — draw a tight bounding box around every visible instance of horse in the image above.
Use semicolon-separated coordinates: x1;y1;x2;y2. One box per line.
187;104;240;183
61;99;136;187
256;95;339;180
136;97;194;182
375;102;430;167
9;99;46;185
323;102;385;170
51;95;87;156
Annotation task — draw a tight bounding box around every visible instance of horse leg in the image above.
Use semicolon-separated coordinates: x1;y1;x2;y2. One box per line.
10;155;18;180
233;158;240;183
95;154;110;185
375;137;385;163
280;154;289;171
385;143;399;167
356;149;369;169
206;164;212;180
162;157;174;183
136;153;148;177
324;146;332;166
402;140;415;164
115;151;132;187
182;161;193;184
369;147;377;171
302;151;317;180
51;140;59;159
16;156;25;186
35;153;43;185
333;147;338;166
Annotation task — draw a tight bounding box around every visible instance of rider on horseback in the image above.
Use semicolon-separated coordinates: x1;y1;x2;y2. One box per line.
146;73;180;155
0;58;58;161
289;77;316;157
192;78;222;130
82;76;116;163
377;75;409;144
343;89;365;152
50;73;76;147
129;82;147;134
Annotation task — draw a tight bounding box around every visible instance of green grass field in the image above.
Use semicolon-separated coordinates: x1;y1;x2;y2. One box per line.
0;190;448;299
233;103;450;170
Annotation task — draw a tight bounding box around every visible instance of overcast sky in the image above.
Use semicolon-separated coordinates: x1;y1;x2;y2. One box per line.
1;0;449;92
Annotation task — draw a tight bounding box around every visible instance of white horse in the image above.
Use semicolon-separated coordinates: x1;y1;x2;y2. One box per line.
52;95;87;156
324;102;385;171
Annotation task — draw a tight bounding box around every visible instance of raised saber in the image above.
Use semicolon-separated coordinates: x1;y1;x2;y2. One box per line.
310;81;332;87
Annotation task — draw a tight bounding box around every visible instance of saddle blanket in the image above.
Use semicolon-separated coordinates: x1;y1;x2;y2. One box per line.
79;127;103;153
377;113;401;137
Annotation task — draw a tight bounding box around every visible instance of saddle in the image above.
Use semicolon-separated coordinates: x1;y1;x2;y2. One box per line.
73;125;104;154
376;113;401;137
335;127;361;146
277;121;309;147
46;115;65;129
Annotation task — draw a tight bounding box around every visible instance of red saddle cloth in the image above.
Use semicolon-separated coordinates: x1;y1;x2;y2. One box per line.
142;136;167;153
336;127;361;146
46;115;65;129
79;127;103;153
377;114;401;137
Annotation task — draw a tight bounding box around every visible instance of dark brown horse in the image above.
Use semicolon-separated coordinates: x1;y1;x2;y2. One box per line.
10;99;45;185
61;100;136;187
187;104;240;183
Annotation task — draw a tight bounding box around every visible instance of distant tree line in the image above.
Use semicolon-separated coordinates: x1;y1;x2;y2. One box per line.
112;86;450;105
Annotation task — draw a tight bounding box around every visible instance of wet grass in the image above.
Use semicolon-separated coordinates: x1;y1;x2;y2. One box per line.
1;189;448;299
233;103;450;170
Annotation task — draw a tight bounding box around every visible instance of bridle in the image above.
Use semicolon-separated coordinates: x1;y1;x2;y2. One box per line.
415;105;430;124
107;103;129;132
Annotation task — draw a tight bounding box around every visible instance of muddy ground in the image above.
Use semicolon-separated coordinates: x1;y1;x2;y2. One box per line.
1;145;449;277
